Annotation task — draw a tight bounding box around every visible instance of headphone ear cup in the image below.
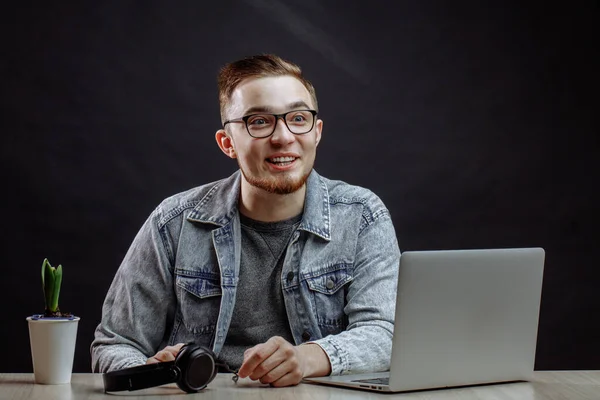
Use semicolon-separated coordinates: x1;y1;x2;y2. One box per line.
175;344;217;393
206;348;218;382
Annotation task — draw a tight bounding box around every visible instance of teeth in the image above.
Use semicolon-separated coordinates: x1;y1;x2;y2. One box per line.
270;156;295;163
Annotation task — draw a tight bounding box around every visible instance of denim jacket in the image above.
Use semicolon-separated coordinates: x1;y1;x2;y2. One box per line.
91;170;400;375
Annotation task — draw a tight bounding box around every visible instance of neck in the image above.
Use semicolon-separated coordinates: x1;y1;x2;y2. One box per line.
239;179;305;222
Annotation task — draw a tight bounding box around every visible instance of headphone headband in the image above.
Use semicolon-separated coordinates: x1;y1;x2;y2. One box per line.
103;361;180;391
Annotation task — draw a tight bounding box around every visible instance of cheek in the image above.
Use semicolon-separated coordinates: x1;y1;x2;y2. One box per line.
302;138;318;154
237;149;262;168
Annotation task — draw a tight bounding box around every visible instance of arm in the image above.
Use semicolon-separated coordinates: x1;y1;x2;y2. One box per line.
310;211;400;375
90;209;177;372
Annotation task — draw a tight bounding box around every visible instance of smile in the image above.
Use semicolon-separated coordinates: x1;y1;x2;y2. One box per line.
267;156;297;166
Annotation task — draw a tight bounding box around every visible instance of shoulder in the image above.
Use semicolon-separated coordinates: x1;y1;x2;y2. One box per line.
316;172;391;224
151;174;234;227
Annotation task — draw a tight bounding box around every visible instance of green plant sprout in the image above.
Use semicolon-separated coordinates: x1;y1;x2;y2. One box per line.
42;258;62;316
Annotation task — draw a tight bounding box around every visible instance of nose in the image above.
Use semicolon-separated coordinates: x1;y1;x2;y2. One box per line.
270;117;296;144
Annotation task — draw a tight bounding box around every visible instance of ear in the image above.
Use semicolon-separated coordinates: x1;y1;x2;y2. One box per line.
216;129;237;159
314;119;323;147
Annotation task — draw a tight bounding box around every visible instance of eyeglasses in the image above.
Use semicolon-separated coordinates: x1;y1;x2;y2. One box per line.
223;109;317;138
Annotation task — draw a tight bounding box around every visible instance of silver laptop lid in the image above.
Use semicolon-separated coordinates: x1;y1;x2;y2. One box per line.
389;247;545;392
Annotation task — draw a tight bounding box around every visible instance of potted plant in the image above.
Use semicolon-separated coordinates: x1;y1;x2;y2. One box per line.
26;258;80;384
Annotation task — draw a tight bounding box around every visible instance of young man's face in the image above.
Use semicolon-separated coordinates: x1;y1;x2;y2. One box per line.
217;75;322;195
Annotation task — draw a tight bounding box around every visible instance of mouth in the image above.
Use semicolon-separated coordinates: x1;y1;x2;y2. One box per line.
266;156;298;167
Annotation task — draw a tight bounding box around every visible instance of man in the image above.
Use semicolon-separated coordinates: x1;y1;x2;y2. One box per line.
91;54;400;387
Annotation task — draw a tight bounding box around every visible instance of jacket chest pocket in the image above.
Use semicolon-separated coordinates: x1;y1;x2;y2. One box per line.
305;265;353;335
175;271;222;335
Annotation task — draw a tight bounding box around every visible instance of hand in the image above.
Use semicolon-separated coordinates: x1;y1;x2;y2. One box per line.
238;336;331;387
146;343;185;364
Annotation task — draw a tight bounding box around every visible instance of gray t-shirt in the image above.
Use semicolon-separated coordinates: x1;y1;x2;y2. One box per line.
218;212;302;369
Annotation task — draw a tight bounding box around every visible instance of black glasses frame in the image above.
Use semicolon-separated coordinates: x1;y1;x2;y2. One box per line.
223;109;318;138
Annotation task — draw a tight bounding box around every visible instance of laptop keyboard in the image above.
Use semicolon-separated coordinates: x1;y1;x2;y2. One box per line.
352;377;389;385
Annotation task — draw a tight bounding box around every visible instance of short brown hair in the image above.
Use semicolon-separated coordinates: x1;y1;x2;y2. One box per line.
218;54;318;123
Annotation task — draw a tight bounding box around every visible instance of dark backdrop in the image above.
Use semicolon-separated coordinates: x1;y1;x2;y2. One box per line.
1;1;598;373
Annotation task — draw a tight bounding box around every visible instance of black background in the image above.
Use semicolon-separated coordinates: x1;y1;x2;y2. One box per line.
1;1;598;373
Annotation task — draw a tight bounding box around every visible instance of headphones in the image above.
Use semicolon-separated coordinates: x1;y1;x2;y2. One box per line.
102;343;220;393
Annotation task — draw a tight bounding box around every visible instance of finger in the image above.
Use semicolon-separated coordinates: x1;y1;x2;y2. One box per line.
248;350;287;381
268;361;303;387
238;345;269;378
238;341;279;378
146;343;185;364
153;349;177;363
257;358;294;384
164;343;186;356
147;351;172;364
242;345;255;360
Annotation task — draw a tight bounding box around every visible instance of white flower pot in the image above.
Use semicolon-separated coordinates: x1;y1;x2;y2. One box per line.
26;315;80;384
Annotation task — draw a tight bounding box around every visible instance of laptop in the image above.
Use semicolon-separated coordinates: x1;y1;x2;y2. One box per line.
304;247;545;392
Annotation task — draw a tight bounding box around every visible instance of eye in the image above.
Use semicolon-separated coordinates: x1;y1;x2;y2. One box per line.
247;115;272;126
287;112;311;124
292;114;306;122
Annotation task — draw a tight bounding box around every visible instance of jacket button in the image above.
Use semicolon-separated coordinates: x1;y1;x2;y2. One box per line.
286;271;294;281
325;278;335;290
302;331;311;341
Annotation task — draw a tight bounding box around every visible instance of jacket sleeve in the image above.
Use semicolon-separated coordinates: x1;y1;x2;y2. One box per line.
309;209;400;375
90;208;177;372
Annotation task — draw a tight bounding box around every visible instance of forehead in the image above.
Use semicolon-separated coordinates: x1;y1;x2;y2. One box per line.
229;75;313;115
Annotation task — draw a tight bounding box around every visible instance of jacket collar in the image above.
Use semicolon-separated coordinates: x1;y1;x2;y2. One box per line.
298;170;331;241
186;169;331;241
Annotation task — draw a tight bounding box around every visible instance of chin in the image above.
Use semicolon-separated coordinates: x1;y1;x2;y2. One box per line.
242;170;310;195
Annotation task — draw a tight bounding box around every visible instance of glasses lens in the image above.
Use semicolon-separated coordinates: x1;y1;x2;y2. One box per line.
246;114;277;138
285;110;314;134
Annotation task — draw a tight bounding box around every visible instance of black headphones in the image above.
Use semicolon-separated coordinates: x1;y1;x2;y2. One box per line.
102;343;221;393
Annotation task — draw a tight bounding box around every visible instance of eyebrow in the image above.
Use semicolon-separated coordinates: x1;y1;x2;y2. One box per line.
243;101;312;116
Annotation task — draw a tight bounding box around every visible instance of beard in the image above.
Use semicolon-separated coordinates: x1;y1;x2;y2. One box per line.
238;163;311;195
